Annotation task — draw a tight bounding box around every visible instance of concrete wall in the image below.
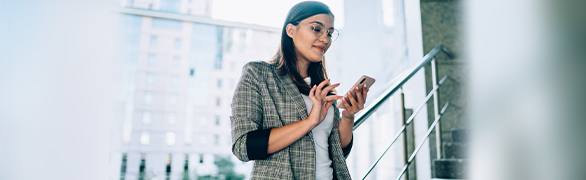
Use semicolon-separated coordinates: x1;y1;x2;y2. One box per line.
419;0;468;176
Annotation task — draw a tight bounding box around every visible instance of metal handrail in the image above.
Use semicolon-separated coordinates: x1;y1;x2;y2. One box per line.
395;102;450;180
351;44;455;180
353;44;452;130
361;75;448;178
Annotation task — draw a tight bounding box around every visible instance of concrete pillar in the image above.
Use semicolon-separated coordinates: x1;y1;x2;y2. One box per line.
170;153;184;180
125;152;141;180
109;152;122;180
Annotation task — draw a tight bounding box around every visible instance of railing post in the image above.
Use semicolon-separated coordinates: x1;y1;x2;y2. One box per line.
431;57;442;160
400;88;409;180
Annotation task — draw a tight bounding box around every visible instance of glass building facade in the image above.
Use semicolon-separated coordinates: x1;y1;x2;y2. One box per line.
110;2;280;179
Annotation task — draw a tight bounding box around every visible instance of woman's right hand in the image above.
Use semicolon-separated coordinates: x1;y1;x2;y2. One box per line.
306;79;343;128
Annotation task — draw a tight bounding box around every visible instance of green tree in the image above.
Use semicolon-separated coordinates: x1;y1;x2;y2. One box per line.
181;170;192;180
197;155;245;180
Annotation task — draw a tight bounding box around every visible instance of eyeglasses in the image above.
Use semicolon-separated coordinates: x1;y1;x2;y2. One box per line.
298;22;339;42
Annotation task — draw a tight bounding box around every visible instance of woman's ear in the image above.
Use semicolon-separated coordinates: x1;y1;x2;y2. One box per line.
286;23;296;38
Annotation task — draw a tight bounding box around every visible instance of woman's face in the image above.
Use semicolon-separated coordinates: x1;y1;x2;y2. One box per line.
287;14;335;64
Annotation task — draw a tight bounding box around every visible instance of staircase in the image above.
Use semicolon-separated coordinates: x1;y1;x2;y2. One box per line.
432;128;468;179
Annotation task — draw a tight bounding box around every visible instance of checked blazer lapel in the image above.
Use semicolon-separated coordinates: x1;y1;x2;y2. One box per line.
276;71;318;180
277;74;309;125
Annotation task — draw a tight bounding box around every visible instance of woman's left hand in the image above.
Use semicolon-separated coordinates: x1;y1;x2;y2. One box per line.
341;83;369;119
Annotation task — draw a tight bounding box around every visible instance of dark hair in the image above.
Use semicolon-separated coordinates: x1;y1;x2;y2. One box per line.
270;1;336;96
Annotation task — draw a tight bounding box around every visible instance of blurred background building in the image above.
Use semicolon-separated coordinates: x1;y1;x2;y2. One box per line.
110;0;466;180
4;0;586;180
110;0;280;179
109;0;462;179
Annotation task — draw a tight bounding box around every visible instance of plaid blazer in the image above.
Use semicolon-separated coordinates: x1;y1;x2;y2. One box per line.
231;61;353;180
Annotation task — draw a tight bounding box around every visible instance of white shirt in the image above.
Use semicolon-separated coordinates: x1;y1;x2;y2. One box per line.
301;77;334;180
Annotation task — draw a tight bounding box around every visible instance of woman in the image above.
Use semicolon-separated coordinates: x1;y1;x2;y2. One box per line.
230;1;369;179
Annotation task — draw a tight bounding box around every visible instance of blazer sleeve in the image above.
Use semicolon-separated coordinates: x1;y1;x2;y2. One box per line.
342;135;353;158
230;62;272;162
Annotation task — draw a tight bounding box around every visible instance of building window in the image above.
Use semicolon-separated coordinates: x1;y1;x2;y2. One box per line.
172;56;180;68
214;134;219;146
171;74;179;86
148;53;156;66
146;72;154;85
148;3;153;10
166;132;176;146
169;93;177;106
160;0;181;13
150;35;157;47
190;68;194;76
214;54;223;69
225;28;233;53
140;131;150;145
144;91;153;105
199;154;204;163
216;97;221;107
152;18;182;31
174;38;182;49
142;111;151;125
168;112;176;125
215;116;220;126
214;28;223;70
217;79;222;88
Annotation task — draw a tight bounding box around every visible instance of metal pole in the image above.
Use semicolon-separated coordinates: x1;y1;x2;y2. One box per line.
400;88;409;180
431;58;442;159
360;76;449;180
395;102;450;180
